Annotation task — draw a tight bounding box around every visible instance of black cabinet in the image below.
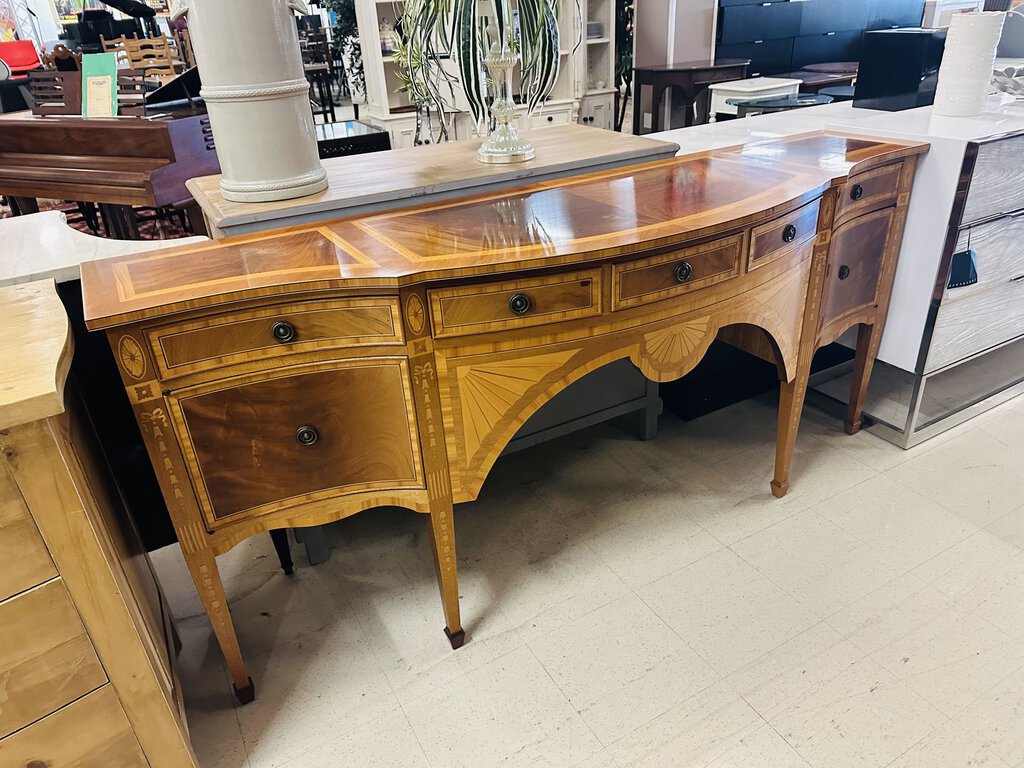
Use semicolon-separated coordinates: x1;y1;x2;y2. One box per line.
719;1;802;44
717;39;796;76
792;30;864;68
867;0;926;30
799;0;870;35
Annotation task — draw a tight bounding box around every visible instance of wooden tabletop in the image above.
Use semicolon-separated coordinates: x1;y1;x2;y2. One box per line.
185;124;681;233
635;58;750;73
84;131;928;329
0;280;72;431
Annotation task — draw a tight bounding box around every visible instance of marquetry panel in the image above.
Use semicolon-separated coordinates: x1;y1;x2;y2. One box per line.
612;234;743;311
0;685;146;768
748;198;820;271
0;579;107;739
819;207;894;329
834;161;902;226
0;460;55;602
148;297;403;380
168;359;424;526
429;270;603;338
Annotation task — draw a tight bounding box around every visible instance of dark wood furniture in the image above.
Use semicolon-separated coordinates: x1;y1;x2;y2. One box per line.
733;92;834;117
82;133;926;703
315;119;391;159
304;63;336;122
0;107;219;238
632;58;749;134
777;70;858;94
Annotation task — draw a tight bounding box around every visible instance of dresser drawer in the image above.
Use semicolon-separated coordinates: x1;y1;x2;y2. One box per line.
612;235;743;311
148;297;404;380
944;214;1024;303
834;162;902;226
0;579;107;739
962;134;1024;225
748;198;820;271
429;270;602;339
0;685;146;768
170;359;423;525
927;279;1024;373
819;207;895;329
0;460;56;602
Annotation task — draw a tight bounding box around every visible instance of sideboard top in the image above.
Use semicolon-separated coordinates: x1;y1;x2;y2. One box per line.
83;131;927;329
0;280;73;431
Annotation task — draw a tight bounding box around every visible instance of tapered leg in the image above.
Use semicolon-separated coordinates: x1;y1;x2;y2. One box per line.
772;354;814;499
181;544;254;703
269;529;294;575
845;323;882;435
427;499;464;649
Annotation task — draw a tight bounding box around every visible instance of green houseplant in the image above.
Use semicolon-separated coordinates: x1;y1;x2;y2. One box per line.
395;0;576;159
322;0;366;104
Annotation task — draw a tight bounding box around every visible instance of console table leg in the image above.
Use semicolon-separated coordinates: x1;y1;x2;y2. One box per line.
427;499;464;650
845;323;881;435
772;357;813;499
180;544;254;703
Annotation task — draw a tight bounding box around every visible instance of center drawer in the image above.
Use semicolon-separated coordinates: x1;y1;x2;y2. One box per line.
611;234;743;311
748;198;821;271
148;297;404;380
428;269;602;339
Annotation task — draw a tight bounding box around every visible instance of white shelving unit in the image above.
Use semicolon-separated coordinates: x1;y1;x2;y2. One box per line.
355;0;616;147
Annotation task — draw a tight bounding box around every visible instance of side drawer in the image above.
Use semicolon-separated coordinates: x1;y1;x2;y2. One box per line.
748;198;820;271
612;234;743;311
944;214;1024;303
0;685;147;768
0;460;56;602
962;134;1024;225
926;279;1024;373
429;269;602;339
0;579;107;739
834;162;902;226
819;207;894;330
148;297;404;380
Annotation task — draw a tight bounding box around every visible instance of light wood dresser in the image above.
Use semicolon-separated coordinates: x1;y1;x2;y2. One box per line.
81;132;927;703
0;281;197;768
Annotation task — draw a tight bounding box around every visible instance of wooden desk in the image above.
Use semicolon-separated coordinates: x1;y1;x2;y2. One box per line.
0;108;220;238
0;281;196;767
632;59;750;135
186;124;681;239
82;132;927;703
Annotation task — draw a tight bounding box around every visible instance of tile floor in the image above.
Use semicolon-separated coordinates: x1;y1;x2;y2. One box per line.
153;391;1024;768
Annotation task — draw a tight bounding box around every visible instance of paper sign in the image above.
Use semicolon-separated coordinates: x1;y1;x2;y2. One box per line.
81;52;118;118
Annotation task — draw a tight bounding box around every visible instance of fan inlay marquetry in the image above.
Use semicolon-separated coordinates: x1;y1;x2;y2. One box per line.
457;350;578;459
643;318;712;370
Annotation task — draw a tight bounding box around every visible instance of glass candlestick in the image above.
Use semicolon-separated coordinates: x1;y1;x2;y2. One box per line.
478;40;535;164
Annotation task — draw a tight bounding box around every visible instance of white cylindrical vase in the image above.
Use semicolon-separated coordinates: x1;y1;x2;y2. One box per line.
933;11;1006;117
172;0;328;202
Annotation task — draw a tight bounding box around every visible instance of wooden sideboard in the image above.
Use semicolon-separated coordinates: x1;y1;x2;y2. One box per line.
0;281;197;768
81;132;926;702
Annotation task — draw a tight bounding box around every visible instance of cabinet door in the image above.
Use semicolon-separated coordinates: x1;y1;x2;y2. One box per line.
171;360;423;525
819;207;895;329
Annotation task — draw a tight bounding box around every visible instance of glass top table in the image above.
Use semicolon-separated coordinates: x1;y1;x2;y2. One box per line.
725;93;835;118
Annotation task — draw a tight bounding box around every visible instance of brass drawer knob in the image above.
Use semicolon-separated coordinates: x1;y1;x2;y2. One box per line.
674;261;694;283
851;184;865;201
272;320;296;343
508;293;533;315
295;425;319;446
838;265;851;280
783;224;798;243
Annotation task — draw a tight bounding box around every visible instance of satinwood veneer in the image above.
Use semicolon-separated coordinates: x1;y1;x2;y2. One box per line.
82;132;927;702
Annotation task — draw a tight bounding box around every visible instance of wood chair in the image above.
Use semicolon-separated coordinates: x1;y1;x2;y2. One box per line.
170;28;195;70
119;37;179;83
41;44;82;72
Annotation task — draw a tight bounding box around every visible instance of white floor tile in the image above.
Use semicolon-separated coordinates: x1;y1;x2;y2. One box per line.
887;723;1011;768
731;511;902;618
987;504;1024;551
403;645;600;768
527;593;719;745
706;724;811;767
638;549;818;675
957;665;1024;765
603;680;763;768
910;531;1023;601
888;429;1024;527
271;708;429;768
814;474;977;573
